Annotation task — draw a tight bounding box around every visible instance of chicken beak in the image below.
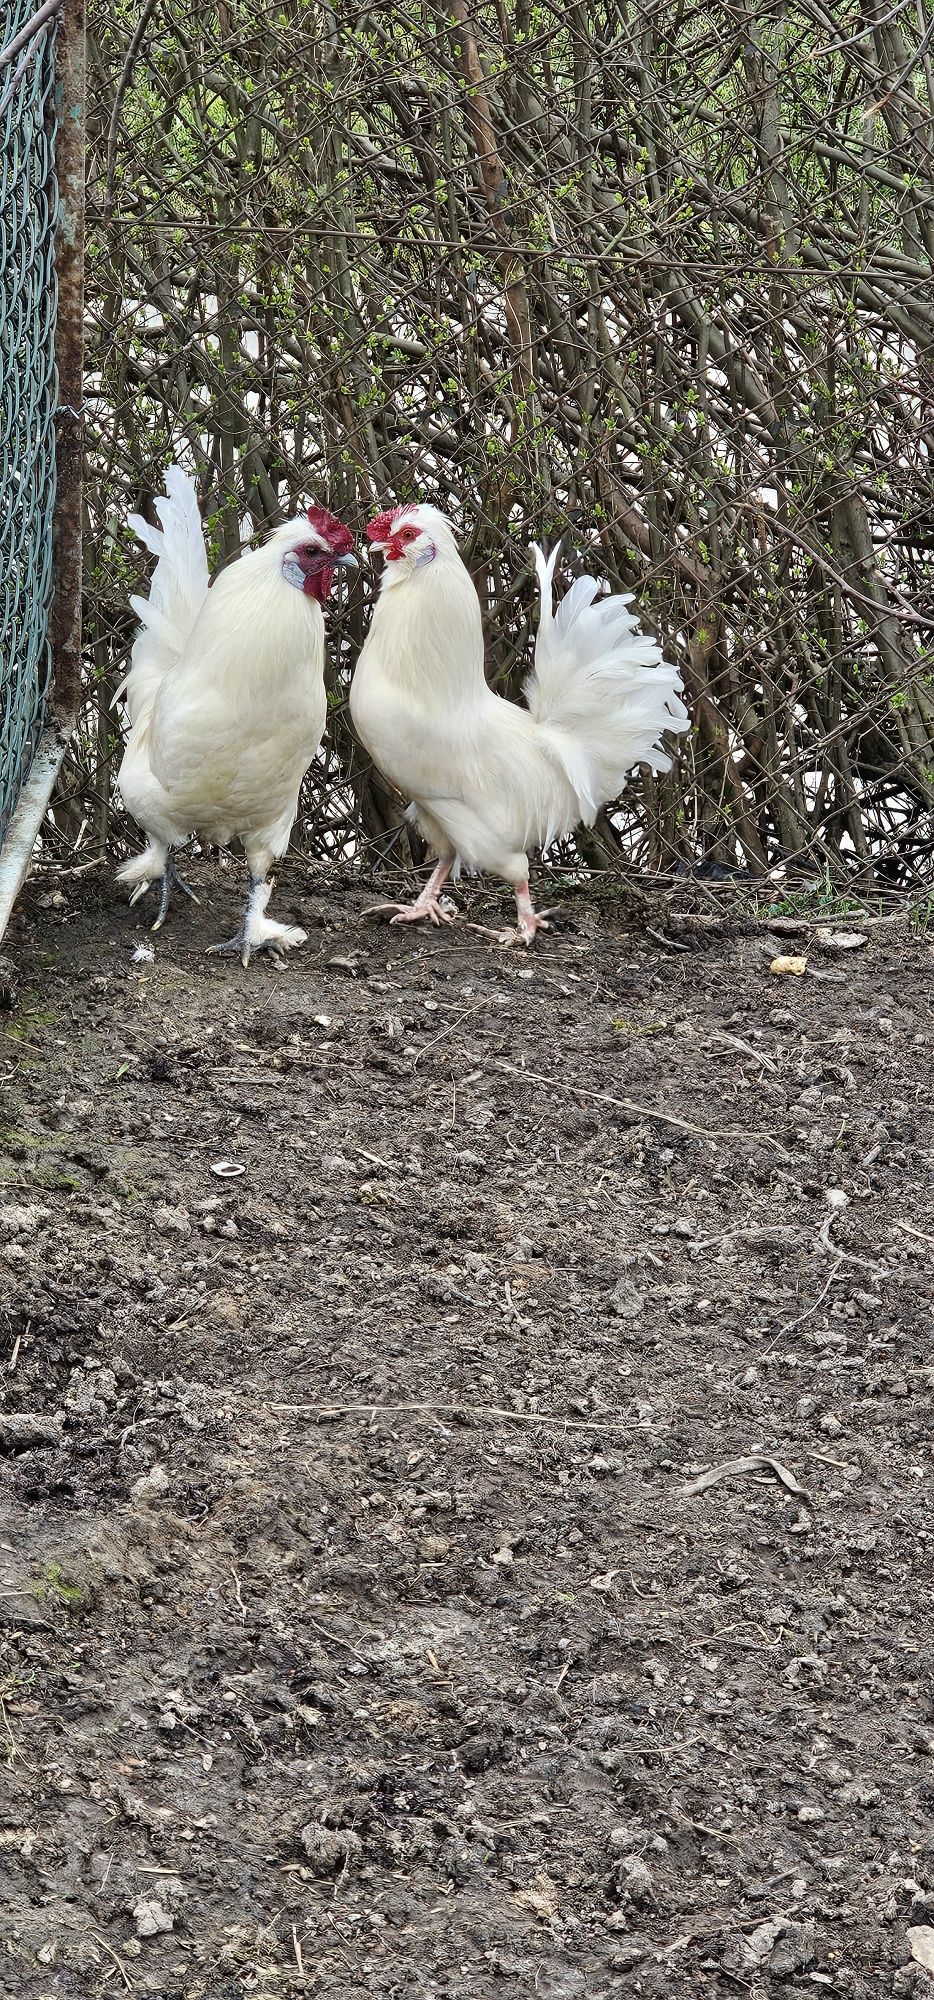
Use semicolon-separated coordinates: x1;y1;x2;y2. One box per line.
333;552;358;570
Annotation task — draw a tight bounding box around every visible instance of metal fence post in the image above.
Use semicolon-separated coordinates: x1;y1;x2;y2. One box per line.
49;0;84;724
0;0;85;944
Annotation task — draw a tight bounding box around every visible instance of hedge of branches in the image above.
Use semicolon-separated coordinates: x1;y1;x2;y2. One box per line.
66;0;934;886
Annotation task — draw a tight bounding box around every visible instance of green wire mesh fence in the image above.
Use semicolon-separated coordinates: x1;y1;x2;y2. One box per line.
0;0;62;846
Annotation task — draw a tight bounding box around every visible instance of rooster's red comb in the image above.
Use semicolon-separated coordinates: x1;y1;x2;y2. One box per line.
306;503;355;555
366;505;414;544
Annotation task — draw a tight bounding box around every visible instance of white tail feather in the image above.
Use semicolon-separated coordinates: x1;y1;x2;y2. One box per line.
121;466;210;727
126;514;164;561
524;541;689;821
127;594;182;649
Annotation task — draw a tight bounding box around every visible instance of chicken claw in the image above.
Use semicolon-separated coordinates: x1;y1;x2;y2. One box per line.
363;858;456;929
152;859;201;932
508;882;559;946
207;880;307;969
363;894;456;927
126;855;201;930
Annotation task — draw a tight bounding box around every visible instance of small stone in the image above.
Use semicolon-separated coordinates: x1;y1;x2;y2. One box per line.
0;1413;63;1451
153;1203;191;1236
210;1293;242;1330
798;1804;825;1824
907;1927;934;1975
458;1732;501;1773
132;1897;174;1937
609;1943;643;1971
92;1367;118;1404
299;1823;362;1876
839;1779;881;1808
611;1283;646;1321
64;1370;109;1420
0;1203;49;1238
770;1920;815;1975
615;1856;654;1907
0;954;19;1009
814;929;868;953
131;1464;169;1504
419;1535;451;1563
726;1918;782;1971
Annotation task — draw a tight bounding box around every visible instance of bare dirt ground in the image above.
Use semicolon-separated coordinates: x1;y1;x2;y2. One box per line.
0;858;932;2000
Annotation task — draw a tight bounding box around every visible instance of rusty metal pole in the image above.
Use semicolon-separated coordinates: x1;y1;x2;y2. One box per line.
49;0;85;726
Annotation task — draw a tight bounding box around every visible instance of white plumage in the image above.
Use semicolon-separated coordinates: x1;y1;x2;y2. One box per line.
350;503;689;940
117;467;356;963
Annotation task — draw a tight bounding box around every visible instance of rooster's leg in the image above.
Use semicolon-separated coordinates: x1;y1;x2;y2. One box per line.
150;857;201;933
502;879;559;947
208;877;307;970
363;856;456;927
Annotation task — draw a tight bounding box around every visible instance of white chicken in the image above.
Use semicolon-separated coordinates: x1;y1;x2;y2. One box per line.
117;467;356;964
350;504;689;941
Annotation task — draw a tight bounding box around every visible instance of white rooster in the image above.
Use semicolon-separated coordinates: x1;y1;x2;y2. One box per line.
117;467;356;965
350;504;689;942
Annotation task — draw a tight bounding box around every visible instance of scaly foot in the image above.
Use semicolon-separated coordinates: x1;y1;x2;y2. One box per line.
363;858;455;930
508;880;559;947
128;858;201;931
363;893;457;928
207;880;306;968
495;914;555;947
